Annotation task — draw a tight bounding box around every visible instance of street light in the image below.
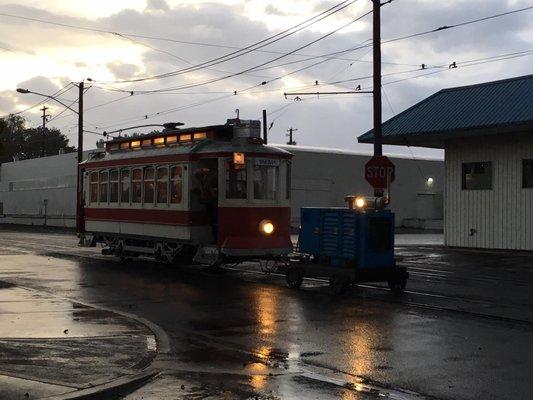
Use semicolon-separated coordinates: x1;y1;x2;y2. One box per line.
16;87;79;114
17;83;85;237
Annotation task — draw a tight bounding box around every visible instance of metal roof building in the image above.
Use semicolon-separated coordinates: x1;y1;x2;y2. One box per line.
359;74;533;250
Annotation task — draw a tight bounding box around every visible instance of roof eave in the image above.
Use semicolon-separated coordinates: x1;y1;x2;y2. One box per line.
358;122;533;149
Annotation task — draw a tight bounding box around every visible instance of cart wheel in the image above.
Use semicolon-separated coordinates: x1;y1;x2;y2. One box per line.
286;267;304;289
329;275;349;295
387;278;407;292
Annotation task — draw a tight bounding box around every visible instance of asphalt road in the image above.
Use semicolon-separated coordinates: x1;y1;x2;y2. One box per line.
0;226;531;400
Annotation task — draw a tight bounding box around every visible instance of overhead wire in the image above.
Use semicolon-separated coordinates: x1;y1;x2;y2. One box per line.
89;0;361;84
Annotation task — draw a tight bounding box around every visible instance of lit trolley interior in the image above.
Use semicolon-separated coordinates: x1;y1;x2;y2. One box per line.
80;119;293;265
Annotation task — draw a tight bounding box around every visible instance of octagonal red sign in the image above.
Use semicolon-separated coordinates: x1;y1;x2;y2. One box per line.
365;155;395;189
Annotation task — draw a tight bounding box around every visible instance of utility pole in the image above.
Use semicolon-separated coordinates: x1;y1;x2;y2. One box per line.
286;127;298;145
76;81;84;236
39;106;50;157
262;109;268;144
372;0;382;157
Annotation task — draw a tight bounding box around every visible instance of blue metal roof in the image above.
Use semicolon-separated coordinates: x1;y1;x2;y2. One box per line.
358;74;533;148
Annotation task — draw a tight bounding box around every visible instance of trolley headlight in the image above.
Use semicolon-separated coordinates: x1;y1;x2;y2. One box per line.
259;220;275;235
355;196;366;209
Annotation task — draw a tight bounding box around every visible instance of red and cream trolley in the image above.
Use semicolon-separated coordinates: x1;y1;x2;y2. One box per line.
80;119;293;265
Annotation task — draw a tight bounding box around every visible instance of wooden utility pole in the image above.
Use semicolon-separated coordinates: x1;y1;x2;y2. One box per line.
372;0;382;157
286;127;298;145
39;106;50;157
76;81;84;235
262;109;268;144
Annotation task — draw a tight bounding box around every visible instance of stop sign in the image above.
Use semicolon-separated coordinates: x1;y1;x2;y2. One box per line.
365;155;395;189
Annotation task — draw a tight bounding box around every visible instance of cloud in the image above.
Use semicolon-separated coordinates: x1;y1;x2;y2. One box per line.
0;0;531;159
106;61;140;80
146;0;170;11
264;4;295;17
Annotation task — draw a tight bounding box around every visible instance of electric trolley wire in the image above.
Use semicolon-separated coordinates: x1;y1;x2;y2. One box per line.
91;4;532;95
89;0;362;84
91;47;533;131
95;9;373;95
0;1;363;73
382;5;533;45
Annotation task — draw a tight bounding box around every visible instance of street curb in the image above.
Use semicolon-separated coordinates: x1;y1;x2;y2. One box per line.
0;281;171;399
44;369;160;400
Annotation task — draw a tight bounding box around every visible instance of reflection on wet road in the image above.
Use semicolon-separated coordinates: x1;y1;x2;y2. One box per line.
0;227;531;399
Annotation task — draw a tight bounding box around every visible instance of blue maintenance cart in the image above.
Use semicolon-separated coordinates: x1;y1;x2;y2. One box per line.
284;203;408;294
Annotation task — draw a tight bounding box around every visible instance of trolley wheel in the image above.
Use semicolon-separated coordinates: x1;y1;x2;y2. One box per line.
329;275;349;295
286;267;304;289
387;278;407;292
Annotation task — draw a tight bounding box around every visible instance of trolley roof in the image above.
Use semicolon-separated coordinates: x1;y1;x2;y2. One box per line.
81;122;291;168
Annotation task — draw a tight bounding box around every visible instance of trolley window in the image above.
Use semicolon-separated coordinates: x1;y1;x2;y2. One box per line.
99;171;108;203
90;172;98;203
157;166;169;204
170;165;182;204
109;169;119;203
225;160;247;199
132;168;142;203
253;160;279;200
120;169;130;204
144;167;155;204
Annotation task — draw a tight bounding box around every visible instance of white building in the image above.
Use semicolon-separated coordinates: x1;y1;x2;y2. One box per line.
359;74;533;250
0;144;444;230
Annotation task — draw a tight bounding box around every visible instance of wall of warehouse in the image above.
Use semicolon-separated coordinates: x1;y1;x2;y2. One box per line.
0;152;88;228
274;145;444;229
0;146;444;229
444;134;533;250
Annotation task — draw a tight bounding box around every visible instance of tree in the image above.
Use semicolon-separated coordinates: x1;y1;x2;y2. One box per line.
0;115;76;161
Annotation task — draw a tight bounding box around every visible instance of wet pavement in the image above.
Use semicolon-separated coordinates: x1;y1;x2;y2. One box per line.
0;226;531;399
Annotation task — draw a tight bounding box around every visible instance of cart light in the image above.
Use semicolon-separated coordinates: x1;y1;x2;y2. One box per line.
259;220;275;235
355;196;366;209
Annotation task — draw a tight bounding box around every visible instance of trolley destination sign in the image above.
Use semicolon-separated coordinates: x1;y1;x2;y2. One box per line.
364;155;396;189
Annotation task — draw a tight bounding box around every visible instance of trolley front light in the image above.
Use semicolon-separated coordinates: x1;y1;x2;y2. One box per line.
259;220;275;235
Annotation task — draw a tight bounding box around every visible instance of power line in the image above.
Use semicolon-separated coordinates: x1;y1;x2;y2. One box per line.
98;8;373;94
89;0;361;84
0;1;365;66
383;5;533;45
90;47;533;132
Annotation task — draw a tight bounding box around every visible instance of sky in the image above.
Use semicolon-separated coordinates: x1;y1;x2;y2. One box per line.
0;0;532;158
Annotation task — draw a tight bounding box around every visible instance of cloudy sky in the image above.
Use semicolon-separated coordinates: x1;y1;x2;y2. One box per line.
0;0;532;157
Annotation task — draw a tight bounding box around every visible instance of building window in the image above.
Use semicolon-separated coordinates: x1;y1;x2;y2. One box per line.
253;164;279;200
90;172;98;203
144;167;155;204
120;169;130;204
109;169;119;203
462;162;492;190
132;168;142;203
157;166;169;204
523;159;533;188
225;160;247;199
170;165;182;204
99;170;108;203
